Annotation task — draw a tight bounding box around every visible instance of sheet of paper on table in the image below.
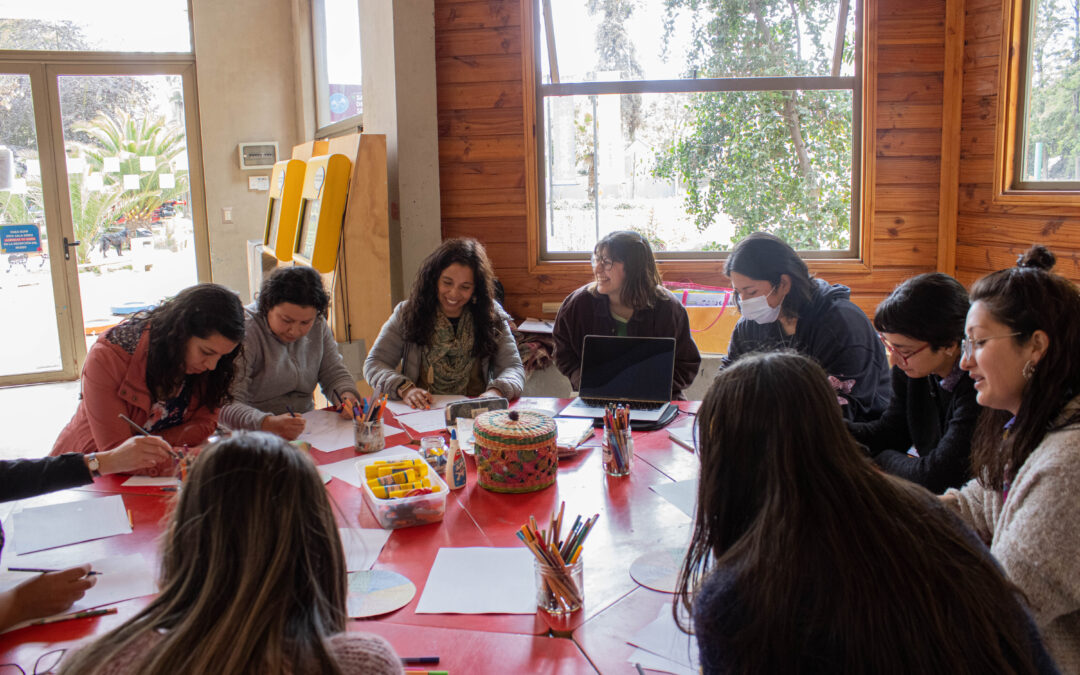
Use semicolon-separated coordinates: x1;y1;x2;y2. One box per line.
456;417;475;455
666;424;697;452
415;547;536;614
298;409;401;452
385;394;468;418
12;494;131;555
320;445;416;488
650;479;697;519
627;602;701;674
0;553;158;634
516;318;554;334
121;475;180;487
394;407;449;435
338;527;391;571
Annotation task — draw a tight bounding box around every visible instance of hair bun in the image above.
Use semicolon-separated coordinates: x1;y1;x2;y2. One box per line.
1016;244;1055;271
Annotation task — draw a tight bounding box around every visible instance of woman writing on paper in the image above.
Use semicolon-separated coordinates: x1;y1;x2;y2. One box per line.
677;351;1055;673
553;230;700;399
721;232;889;421
364;238;525;409
847;273;979;493
944;245;1080;671
50;284;245;476
59;432;403;675
0;435;173;631
220;266;361;440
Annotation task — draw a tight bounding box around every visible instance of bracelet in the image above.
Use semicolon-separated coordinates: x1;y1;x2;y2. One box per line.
398;382;415;398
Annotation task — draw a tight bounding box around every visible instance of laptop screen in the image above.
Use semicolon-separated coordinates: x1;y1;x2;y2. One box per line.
578;336;676;402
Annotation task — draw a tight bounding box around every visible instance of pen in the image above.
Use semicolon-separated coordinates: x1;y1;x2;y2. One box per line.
635;664;646;675
401;657;440;665
286;405;297;418
118;414;182;460
29;607;118;626
7;567;102;576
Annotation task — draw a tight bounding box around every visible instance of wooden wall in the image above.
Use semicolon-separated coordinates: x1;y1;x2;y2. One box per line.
433;0;971;320
955;0;1080;286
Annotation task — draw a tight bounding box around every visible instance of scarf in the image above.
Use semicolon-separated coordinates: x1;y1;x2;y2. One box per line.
421;306;476;395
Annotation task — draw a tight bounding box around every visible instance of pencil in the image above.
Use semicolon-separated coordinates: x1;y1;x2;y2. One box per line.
118;413;150;436
29;607;117;626
635;664;646;675
401;657;440;665
7;567;102;576
127;509;134;528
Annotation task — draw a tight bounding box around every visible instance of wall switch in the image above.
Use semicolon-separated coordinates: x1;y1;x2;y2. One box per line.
222;207;234;223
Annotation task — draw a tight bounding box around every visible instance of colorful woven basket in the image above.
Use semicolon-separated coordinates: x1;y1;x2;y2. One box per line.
473;409;558;493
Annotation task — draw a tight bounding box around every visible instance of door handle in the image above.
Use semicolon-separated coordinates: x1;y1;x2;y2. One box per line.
63;237;80;261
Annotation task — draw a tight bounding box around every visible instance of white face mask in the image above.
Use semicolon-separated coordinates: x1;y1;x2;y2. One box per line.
739;289;781;324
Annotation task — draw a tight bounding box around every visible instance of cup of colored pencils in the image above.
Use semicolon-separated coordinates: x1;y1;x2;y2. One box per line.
353;392;387;454
518;502;597;615
602;404;633;477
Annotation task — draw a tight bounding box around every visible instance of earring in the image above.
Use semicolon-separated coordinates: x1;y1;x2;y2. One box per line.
1023;360;1036;380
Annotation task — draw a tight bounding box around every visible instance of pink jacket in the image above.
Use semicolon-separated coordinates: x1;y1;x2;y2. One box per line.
51;329;219;475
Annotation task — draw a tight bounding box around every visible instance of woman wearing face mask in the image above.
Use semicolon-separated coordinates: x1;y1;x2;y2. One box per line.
944;245;1080;671
848;273;979;493
219;266;361;441
553;230;701;399
364;238;524;409
722;232;890;421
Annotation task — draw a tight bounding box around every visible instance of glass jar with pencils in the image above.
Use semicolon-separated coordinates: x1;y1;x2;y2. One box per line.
354;418;385;454
602;405;633;477
534;558;584;615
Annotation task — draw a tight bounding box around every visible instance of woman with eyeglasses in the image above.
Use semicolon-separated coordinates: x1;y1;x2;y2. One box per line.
552;230;701;399
722;232;890;421
59;432;403;675
944;245;1080;671
847;273;978;493
677;351;1055;674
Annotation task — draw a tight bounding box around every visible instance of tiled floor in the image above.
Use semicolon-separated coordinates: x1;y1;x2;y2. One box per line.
0;380;81;461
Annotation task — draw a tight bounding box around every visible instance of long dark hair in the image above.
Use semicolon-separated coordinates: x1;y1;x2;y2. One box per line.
146;284;245;410
724;232;815;319
592;230;667;310
401;238;502;359
676;351;1039;673
59;433;348;675
969;244;1080;490
256;265;330;318
874;272;969;349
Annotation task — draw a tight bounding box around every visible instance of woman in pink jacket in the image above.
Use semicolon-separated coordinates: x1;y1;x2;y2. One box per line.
51;284;245;476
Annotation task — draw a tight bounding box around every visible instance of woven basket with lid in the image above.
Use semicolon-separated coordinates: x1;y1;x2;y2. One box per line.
473;409;558;493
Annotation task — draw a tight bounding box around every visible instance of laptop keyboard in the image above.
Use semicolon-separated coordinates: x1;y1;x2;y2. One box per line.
581;398;665;411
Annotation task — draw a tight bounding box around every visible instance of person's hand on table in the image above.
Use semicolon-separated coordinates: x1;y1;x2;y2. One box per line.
95;435;174;475
479;387;503;399
0;565;96;629
261;413;307;440
401;385;433;410
338;392;360;420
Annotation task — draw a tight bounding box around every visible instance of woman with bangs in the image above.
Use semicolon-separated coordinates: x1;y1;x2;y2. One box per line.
553;230;700;399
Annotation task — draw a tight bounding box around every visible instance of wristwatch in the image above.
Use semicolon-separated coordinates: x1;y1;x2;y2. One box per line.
397;381;415;398
86;453;102;478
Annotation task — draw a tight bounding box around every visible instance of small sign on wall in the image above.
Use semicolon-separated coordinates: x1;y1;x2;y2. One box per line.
238;142;278;170
249;175;270;191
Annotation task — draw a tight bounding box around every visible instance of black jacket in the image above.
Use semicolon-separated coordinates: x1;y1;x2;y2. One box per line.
848;366;978;494
0;454;93;554
722;279;890;422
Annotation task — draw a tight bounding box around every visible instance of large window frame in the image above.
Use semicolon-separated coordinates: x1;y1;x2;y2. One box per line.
522;0;871;271
311;0;364;139
995;0;1080;204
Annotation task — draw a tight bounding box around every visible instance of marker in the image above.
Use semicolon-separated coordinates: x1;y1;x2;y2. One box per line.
403;671;449;675
401;657;440;665
7;567;102;576
29;607;118;626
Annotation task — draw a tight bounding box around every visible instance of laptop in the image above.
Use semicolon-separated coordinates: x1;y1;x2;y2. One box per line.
559;335;677;423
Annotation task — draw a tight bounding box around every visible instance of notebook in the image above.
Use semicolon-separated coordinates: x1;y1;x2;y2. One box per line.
559;335;677;423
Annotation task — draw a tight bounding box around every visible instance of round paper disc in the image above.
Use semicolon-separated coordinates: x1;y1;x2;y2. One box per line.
629;548;687;594
346;569;416;618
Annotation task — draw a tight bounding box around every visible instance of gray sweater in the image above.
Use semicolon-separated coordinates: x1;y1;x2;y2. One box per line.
219;304;360;431
363;300;525;400
947;394;1080;673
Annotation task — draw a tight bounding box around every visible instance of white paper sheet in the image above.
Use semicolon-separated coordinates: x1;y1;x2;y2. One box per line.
121;475;180;487
650;479;697;519
298;409;401;452
0;553;158;634
516;318;555;334
666;424;697;452
415;547;537;614
629;648;699;675
12;495;131;555
385;394;468;418
456;418;475;455
338;527;391;571
394;408;449;434
627;602;700;672
320;445;416;488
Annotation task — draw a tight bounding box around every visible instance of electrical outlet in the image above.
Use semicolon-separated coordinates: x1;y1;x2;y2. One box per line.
542;302;562;315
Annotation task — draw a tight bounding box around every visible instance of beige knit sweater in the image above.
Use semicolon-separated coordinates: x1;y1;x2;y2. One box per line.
947;395;1080;674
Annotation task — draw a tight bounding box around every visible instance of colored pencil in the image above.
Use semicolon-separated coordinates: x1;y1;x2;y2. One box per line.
29;607;117;626
7;567;102;576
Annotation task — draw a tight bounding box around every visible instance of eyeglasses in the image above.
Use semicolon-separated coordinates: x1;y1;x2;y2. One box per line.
0;648;66;674
878;334;929;366
960;332;1022;360
590;254;617;270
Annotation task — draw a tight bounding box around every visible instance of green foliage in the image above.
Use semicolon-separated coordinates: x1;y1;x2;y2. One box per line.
1023;0;1080;179
653;0;854;250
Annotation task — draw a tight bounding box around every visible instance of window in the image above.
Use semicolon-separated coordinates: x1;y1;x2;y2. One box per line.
529;0;861;258
0;1;191;52
312;0;363;136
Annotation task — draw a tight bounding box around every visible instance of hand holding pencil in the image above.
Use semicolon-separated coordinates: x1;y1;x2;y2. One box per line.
0;564;97;630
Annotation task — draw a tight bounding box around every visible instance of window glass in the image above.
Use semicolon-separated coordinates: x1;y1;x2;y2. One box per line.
0;1;191;52
314;0;363;130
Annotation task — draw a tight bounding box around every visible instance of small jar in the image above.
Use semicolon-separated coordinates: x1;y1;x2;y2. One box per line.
420;435;447;471
534;558;584;615
601;430;634;477
354;418;385;454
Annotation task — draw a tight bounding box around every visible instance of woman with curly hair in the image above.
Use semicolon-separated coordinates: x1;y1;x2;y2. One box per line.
364;238;524;408
50;283;245;475
220;266;361;440
945;244;1080;671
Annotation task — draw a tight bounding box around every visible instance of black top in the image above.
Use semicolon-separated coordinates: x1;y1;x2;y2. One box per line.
0;454;94;555
722;279;890;422
848;365;979;494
